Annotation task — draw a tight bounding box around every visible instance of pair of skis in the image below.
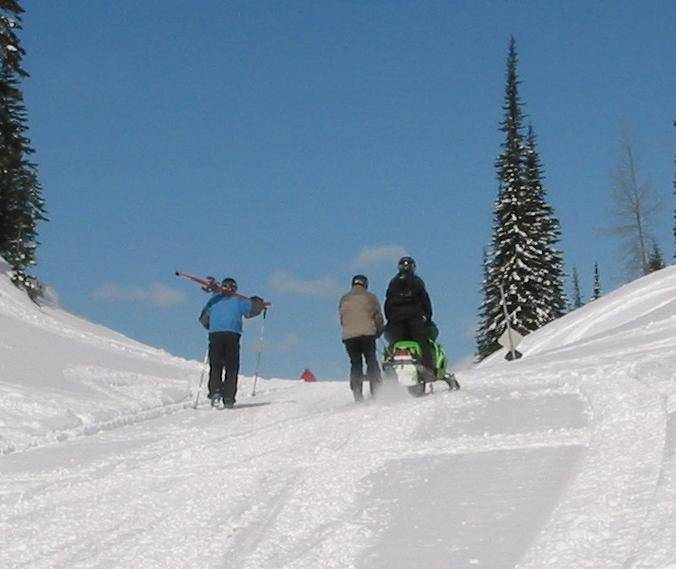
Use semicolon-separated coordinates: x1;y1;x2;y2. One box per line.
176;271;270;407
175;272;272;307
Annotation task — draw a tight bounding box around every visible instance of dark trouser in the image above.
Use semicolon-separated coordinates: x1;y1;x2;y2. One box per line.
208;332;241;403
386;318;435;372
343;335;382;399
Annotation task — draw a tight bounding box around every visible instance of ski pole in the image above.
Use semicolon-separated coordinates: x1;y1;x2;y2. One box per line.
251;309;268;397
192;347;209;409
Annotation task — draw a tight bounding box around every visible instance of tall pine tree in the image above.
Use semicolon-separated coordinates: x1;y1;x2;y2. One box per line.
522;125;566;319
476;38;566;360
0;0;45;296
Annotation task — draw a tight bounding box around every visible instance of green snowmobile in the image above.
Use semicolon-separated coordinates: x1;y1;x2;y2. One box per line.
382;335;460;397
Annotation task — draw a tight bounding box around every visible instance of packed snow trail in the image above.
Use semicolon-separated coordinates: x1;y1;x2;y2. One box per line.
1;376;589;569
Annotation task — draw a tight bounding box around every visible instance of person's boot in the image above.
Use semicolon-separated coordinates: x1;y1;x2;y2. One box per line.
353;389;364;403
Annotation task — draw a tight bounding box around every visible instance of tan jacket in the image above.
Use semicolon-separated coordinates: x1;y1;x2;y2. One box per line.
339;286;384;340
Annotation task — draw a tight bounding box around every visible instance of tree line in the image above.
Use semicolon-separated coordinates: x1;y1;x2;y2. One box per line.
475;37;670;360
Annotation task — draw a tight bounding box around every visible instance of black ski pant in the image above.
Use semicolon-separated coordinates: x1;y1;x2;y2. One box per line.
343;335;382;399
208;331;241;403
386;318;435;373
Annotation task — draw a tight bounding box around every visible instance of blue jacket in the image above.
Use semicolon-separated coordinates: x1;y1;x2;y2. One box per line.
199;294;254;335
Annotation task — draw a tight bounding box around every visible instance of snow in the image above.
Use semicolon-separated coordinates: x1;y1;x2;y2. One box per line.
0;258;197;455
1;257;676;568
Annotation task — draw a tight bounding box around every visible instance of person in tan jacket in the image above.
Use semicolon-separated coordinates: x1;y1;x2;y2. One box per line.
339;274;385;401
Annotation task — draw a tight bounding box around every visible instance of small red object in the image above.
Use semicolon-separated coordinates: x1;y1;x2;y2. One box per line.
300;368;317;382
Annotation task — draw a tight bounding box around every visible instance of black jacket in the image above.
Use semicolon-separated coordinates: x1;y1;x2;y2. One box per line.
384;272;432;324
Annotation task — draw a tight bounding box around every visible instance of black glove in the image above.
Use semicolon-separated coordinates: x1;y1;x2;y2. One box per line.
249;296;266;317
198;312;210;329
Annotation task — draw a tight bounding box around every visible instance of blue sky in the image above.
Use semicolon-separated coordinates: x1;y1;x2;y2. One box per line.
21;1;674;379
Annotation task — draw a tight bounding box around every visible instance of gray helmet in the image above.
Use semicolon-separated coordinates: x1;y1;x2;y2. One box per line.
351;274;369;289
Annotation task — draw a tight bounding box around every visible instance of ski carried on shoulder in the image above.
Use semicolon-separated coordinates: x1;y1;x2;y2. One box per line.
175;272;272;307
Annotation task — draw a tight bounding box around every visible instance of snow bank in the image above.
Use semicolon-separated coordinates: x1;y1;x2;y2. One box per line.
0;259;193;454
479;265;676;371
467;265;676;568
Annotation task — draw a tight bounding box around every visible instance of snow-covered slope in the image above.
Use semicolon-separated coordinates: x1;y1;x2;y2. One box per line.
472;266;676;569
0;258;203;454
2;262;676;569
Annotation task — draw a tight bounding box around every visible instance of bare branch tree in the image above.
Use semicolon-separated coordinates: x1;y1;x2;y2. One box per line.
605;129;662;280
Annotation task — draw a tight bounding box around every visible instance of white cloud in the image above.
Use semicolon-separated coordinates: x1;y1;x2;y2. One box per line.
351;245;408;269
92;283;185;308
267;332;301;353
269;270;343;299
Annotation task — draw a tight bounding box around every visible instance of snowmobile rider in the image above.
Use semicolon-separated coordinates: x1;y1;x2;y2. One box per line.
384;257;436;379
198;277;266;408
339;274;385;402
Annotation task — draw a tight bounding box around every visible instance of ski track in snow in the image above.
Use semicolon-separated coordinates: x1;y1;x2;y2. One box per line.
515;367;665;569
0;381;672;569
1;378;590;569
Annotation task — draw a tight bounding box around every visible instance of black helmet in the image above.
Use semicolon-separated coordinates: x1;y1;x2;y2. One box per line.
351;274;369;289
397;256;416;273
221;277;238;292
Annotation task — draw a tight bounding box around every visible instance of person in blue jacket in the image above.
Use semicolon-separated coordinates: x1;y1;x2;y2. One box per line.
198;277;265;408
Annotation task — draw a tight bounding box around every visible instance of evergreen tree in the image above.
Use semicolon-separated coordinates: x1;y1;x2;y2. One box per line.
571;267;583;309
592;263;601;300
476;38;566;359
647;240;665;272
0;0;46;296
523;125;567;318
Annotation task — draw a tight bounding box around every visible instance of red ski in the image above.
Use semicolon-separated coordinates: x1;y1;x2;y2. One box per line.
175;272;272;307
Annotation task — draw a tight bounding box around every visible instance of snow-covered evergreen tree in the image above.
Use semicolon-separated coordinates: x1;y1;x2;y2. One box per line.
476;37;566;359
0;0;46;297
592;263;601;300
522;125;567;317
